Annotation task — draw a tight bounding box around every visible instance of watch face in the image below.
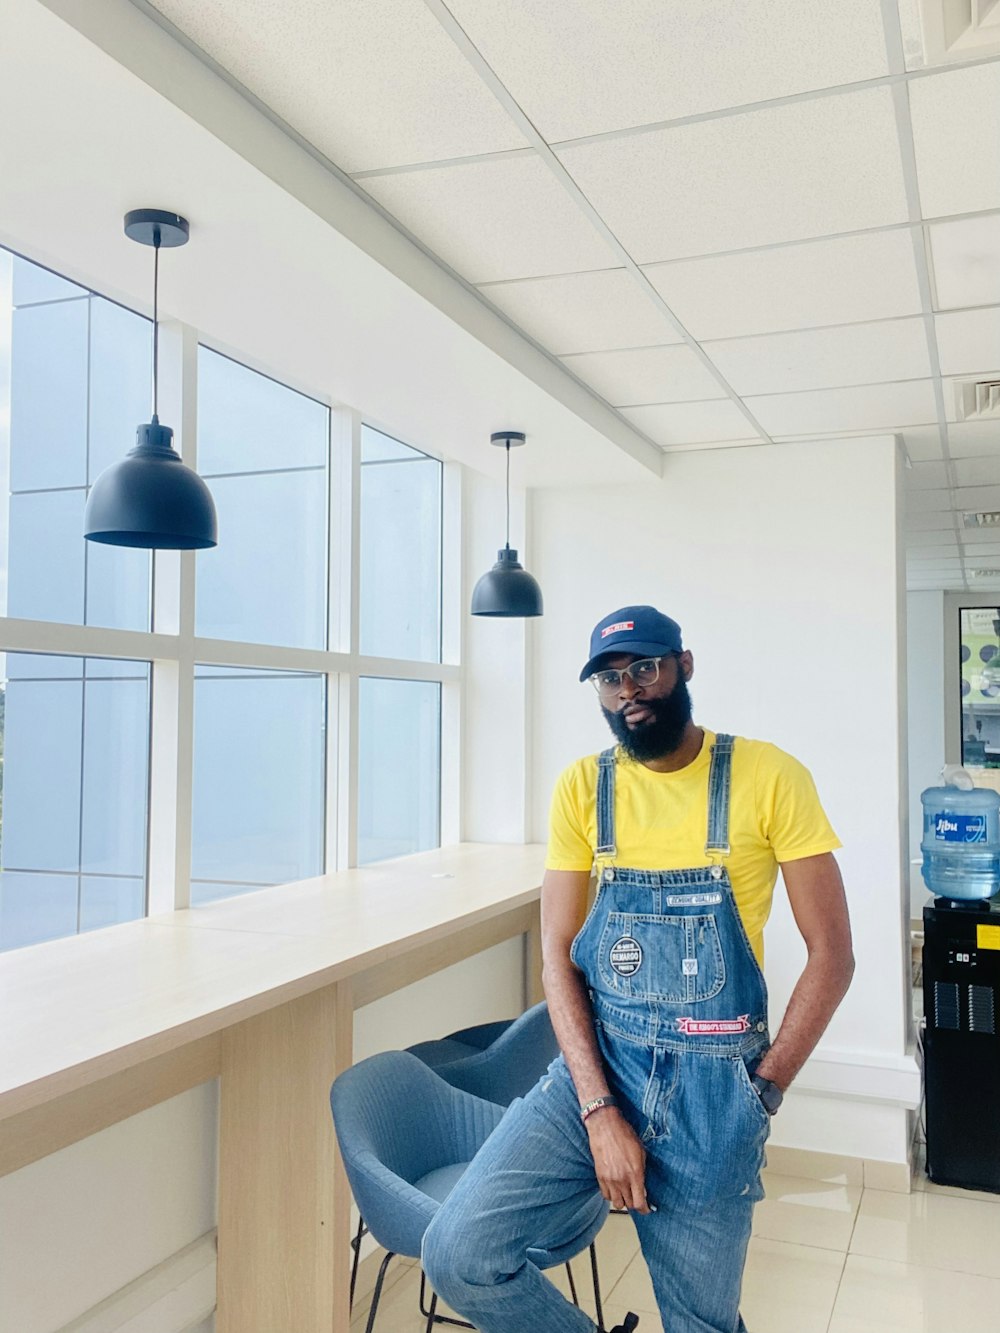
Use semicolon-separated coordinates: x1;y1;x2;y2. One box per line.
752;1075;782;1114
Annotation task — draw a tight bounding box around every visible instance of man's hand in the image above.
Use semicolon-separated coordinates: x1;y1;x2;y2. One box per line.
585;1108;651;1212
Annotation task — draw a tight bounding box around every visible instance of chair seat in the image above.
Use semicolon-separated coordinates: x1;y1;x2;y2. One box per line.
413;1162;472;1203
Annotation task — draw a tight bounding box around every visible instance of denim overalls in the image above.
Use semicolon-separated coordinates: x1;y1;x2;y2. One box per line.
423;735;771;1333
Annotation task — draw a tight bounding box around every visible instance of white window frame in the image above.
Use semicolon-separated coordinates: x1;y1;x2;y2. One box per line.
0;303;461;923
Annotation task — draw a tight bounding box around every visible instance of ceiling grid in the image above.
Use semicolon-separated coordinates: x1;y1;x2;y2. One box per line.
880;0;969;589
137;0;1000;590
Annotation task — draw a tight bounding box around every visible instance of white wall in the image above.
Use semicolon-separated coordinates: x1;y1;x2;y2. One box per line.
0;1084;218;1332
529;435;914;1161
906;591;945;921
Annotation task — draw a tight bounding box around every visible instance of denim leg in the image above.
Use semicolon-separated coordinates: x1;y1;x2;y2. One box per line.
627;1047;769;1333
422;1058;603;1333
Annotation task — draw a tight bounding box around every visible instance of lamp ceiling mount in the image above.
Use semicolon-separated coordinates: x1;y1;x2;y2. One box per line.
123;208;189;248
490;430;526;448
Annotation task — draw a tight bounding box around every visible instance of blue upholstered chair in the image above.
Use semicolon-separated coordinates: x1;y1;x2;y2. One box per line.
330;1050;608;1333
405;1016;514;1069
429;1000;559;1105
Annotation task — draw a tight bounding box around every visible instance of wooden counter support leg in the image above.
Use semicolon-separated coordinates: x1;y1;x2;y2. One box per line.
217;980;354;1333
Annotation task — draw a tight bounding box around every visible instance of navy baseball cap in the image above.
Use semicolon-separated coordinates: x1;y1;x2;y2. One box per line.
579;605;683;682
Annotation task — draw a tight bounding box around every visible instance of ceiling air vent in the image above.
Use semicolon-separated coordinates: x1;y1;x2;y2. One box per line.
917;1;1000;64
971;568;1000;578
955;379;1000;421
963;511;1000;527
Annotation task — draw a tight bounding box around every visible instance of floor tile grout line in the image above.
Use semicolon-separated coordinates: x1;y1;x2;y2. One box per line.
823;1246;851;1333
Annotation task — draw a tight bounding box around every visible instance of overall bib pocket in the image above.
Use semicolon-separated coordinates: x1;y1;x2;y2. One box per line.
597;912;726;1001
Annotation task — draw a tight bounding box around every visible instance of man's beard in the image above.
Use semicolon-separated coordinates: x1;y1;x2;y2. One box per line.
602;677;693;762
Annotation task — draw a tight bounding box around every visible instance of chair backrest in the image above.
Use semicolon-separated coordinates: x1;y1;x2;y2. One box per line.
330;1050;504;1257
433;1001;559;1105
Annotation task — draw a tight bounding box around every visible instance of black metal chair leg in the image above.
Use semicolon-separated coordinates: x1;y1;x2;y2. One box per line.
565;1259;579;1305
424;1289;439;1333
350;1215;367;1310
364;1250;395;1333
419;1271;478;1328
590;1242;604;1329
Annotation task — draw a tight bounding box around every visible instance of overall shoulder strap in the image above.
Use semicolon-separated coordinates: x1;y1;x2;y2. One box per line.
705;734;736;859
595;747;617;858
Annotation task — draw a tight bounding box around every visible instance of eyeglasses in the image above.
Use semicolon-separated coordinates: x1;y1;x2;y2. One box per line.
589;654;676;697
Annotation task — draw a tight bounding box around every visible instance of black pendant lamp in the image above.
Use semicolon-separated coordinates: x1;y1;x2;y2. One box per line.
84;209;217;549
470;431;543;618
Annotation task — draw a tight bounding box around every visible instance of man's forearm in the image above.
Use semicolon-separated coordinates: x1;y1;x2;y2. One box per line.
756;947;855;1091
542;955;611;1106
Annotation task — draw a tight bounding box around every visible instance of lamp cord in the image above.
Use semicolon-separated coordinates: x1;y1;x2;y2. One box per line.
505;441;511;549
152;227;160;421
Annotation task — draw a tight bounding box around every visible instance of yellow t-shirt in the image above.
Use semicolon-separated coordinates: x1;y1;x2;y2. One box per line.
545;730;841;968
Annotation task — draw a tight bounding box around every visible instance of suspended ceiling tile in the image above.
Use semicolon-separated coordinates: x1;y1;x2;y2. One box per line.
930;216;1000;311
558;345;726;406
944;421;1000;457
444;0;889;142
908;530;964;547
910;63;1000;218
619;399;760;446
899;425;947;461
907;461;950;489
643;230;924;340
478;268;682;354
954;484;1000;509
954;454;1000;488
147;0;528;172
360;154;615;283
557;88;907;263
703;317;931;396
906;488;955;513
744;380;937;436
935;307;1000;377
907;511;959;530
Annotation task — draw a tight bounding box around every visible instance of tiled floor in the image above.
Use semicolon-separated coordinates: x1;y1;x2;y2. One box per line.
349;1145;1000;1332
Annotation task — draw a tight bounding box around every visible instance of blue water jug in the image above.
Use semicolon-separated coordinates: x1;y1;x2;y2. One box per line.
921;769;1000;900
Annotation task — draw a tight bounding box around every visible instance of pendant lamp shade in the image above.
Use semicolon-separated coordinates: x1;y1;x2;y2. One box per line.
471;546;543;617
84;418;217;549
84;209;217;550
470;431;543;618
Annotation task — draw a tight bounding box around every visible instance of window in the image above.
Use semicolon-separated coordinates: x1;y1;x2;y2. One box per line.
0;653;151;951
0;249;152;630
195;348;329;649
190;666;326;904
357;677;441;865
960;607;1000;774
359;426;442;662
0;247;453;949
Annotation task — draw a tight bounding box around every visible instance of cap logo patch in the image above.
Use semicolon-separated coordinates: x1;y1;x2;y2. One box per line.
601;621;634;638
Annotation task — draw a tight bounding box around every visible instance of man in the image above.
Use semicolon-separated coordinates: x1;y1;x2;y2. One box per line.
423;606;853;1333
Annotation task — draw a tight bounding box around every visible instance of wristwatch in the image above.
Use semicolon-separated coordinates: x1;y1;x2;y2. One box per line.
751;1073;784;1116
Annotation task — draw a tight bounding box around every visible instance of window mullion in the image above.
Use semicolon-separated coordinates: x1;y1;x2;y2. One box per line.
148;321;197;913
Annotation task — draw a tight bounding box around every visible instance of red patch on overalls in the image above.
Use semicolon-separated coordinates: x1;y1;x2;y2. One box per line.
676;1014;750;1035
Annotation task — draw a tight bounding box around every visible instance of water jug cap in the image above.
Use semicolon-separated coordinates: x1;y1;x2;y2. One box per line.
942;764;976;791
